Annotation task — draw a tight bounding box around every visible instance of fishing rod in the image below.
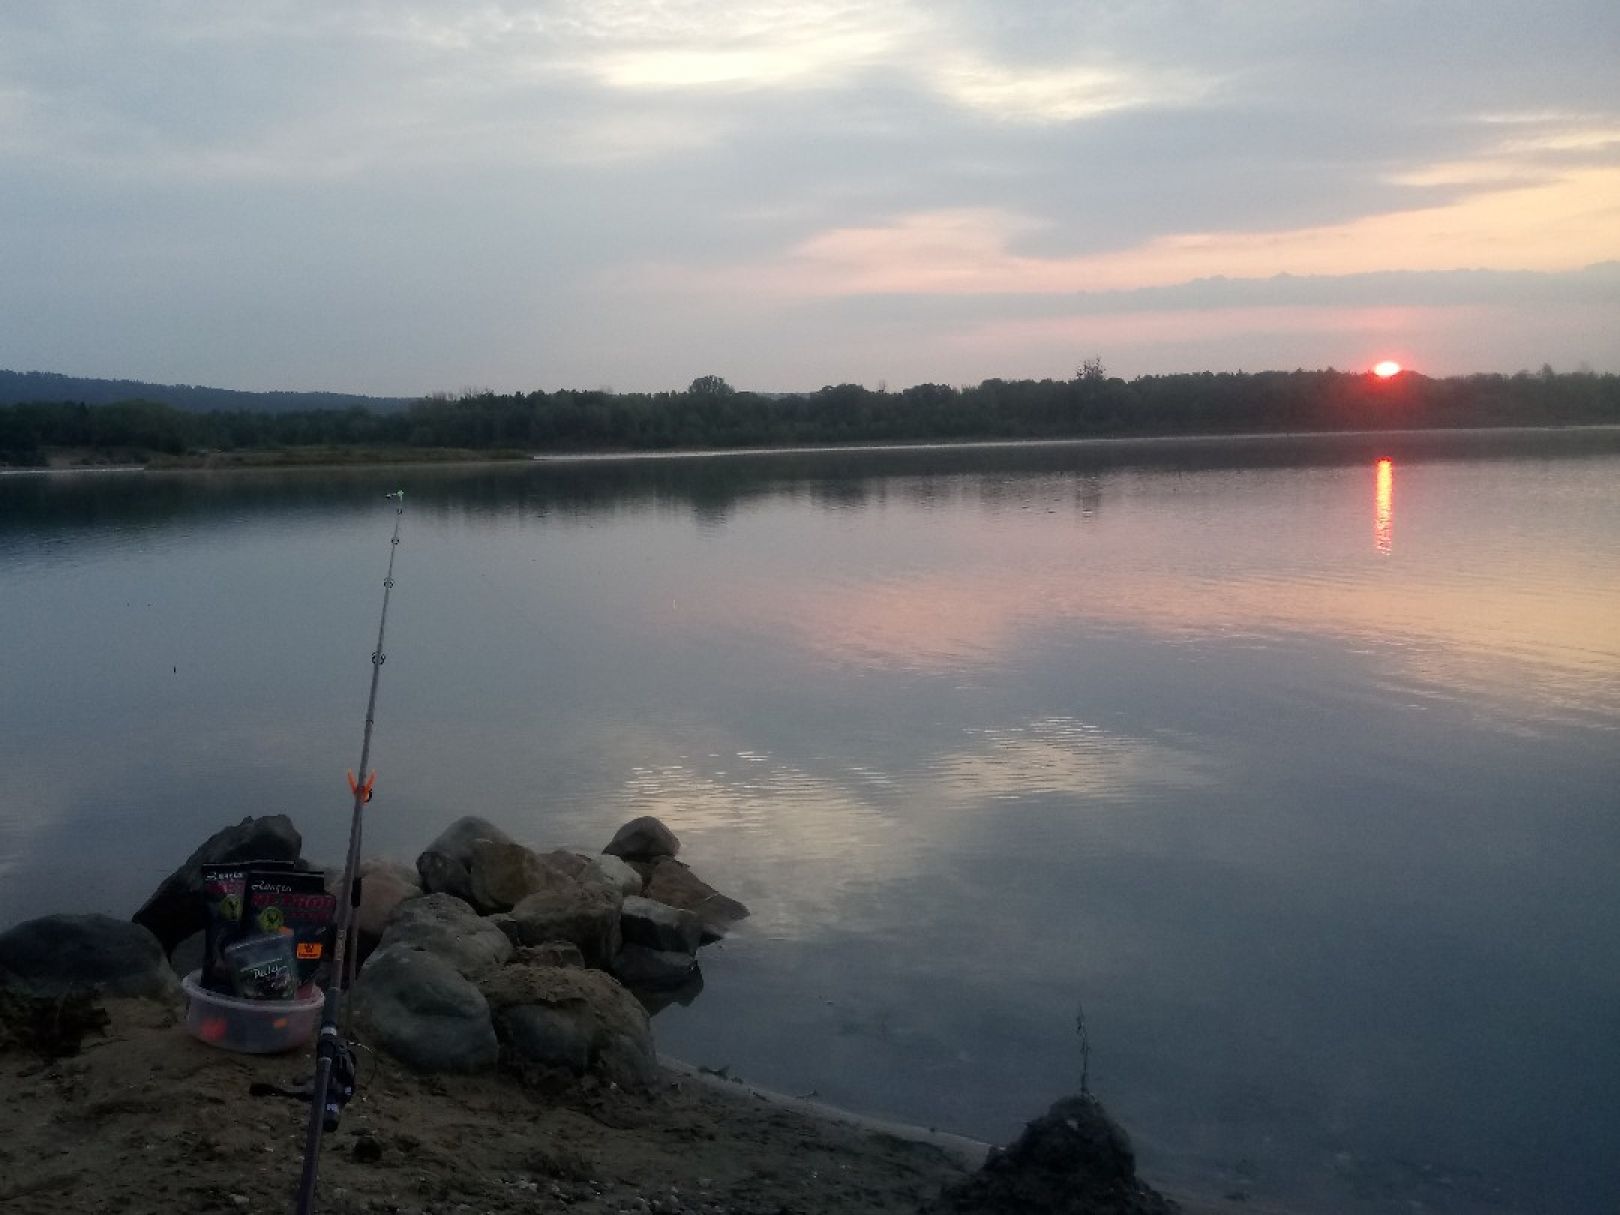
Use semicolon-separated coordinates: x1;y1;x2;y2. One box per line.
294;490;405;1215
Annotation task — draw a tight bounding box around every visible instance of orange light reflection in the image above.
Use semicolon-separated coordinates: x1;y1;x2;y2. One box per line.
1375;459;1394;556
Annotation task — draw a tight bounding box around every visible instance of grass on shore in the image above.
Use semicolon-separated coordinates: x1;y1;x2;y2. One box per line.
28;445;531;470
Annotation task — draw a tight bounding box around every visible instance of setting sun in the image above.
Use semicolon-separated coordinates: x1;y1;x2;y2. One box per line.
1373;360;1402;378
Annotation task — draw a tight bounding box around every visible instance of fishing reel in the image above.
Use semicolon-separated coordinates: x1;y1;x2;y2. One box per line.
322;1037;358;1132
247;1033;358;1130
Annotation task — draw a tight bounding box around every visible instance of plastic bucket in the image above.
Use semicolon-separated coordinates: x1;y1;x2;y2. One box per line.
181;970;323;1054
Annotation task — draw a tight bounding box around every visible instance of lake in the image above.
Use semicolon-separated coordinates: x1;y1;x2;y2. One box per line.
2;429;1616;1213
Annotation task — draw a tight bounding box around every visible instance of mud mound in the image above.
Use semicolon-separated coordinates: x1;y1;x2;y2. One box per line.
927;1093;1177;1215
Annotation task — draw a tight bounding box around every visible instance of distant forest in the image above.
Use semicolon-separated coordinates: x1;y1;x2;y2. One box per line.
1;367;1616;467
0;369;413;415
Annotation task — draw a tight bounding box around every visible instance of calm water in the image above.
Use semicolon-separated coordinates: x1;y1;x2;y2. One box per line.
2;431;1617;1212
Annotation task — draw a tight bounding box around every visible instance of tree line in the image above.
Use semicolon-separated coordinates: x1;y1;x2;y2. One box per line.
2;368;1616;466
0;369;412;414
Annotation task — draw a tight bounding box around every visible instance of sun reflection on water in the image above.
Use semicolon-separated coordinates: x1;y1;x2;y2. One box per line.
1374;458;1394;556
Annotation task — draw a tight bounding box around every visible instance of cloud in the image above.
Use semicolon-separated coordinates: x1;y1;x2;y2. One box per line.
587;2;913;92
1389;114;1620;187
672;161;1620;299
952;305;1470;357
570;0;1206;126
2;1;1619;388
926;54;1209;124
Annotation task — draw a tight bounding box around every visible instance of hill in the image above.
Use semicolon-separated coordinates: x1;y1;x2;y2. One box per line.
0;369;415;414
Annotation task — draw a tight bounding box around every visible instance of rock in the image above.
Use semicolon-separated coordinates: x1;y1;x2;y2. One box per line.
373;893;512;981
0;988;111;1057
513;941;585;969
620;897;703;955
356;859;422;956
611;944;699;991
589;853;644;897
352;945;498;1073
624;858;659;888
498;1005;594;1074
927;1094;1177;1215
170;929;206;979
360;858;420;890
132;815;303;953
498;878;624;968
0;914;179;1002
467;840;552;914
641;859;749;938
537;849;611;884
603;816;680;863
479;962;656;1089
415;816;515;903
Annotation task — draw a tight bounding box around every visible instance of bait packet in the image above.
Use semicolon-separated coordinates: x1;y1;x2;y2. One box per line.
244;868;338;991
200;860;297;993
222;932;299;1001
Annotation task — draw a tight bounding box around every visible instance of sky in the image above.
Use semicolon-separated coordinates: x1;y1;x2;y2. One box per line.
1;1;1618;396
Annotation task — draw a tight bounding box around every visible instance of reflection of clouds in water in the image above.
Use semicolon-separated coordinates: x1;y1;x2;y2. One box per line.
733;561;1620;730
615;718;1209;939
936;717;1210;804
1388;644;1620;735
619;758;906;939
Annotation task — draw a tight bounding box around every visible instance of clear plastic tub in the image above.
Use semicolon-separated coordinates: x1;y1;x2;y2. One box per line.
181;970;324;1054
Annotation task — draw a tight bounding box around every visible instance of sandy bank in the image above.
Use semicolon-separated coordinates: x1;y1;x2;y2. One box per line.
0;1000;1275;1215
0;999;969;1214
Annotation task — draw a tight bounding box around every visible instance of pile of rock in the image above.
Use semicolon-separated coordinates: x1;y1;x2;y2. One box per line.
349;812;746;1084
1;811;746;1090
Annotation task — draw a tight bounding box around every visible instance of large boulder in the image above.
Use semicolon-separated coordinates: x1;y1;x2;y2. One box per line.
352;946;498;1074
620;896;702;955
356;858;422;958
539;849;604;881
499;1004;593;1074
479;962;655;1089
531;848;627;890
927;1094;1177;1215
467;840;557;914
374;893;512;980
589;853;644;897
132;815;303;953
641;859;749;938
0;915;179;1002
602;816;680;863
415;816;514;903
169;930;206;980
512;941;585;969
495;878;623;968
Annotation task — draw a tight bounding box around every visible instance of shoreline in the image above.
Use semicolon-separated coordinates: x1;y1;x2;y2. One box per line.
3;421;1618;477
527;421;1620;464
660;1056;993;1170
659;1062;1278;1215
0;998;1271;1215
